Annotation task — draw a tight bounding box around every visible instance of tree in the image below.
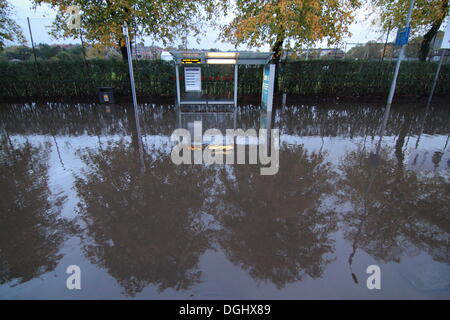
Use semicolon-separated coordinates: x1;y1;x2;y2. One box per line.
66;44;84;57
213;146;337;288
32;0;225;60
347;41;386;60
74;139;215;296
346;45;366;60
338;146;450;266
404;36;422;58
371;0;449;61
36;43;61;60
0;0;25;49
221;0;361;64
54;50;75;60
0;137;70;285
3;45;33;60
85;45;110;59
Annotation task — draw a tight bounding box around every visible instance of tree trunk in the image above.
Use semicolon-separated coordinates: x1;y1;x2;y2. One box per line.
271;33;284;93
271;37;284;65
418;0;448;61
119;39;128;60
419;23;441;61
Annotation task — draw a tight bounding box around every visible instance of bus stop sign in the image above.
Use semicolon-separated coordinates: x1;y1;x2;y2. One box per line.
395;27;411;46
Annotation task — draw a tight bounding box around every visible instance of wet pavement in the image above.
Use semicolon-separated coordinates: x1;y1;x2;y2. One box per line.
0;100;449;299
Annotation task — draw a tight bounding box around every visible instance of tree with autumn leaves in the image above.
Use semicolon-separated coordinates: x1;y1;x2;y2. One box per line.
221;0;361;63
31;0;361;63
371;0;449;61
31;0;227;60
0;0;25;49
23;0;450;62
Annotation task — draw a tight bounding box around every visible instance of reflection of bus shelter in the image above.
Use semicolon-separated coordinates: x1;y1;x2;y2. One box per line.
170;51;273;107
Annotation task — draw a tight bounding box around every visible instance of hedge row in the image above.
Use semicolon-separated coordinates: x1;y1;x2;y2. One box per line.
279;60;450;97
0;59;448;101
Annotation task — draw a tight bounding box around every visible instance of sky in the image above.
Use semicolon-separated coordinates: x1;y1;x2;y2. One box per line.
10;0;393;50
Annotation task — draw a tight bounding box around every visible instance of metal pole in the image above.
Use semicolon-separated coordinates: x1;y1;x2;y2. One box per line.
79;29;93;89
27;17;41;97
80;30;86;59
426;49;446;109
444;133;450;151
234;63;238;109
80;30;89;68
27;17;38;65
382;0;415;132
380;20;392;64
378;20;392;88
123;22;138;110
123;22;145;172
175;65;181;106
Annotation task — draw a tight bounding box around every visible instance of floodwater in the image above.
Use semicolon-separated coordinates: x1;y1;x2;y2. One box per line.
0;99;449;299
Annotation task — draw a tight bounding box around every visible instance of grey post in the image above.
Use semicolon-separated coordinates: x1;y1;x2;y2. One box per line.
27;17;41;96
123;22;138;111
426;49;446;109
123;22;145;172
382;0;415;133
27;18;38;66
234;63;238;109
175;64;181;106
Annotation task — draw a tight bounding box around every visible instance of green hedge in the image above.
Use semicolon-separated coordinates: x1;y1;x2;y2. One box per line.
0;59;174;100
279;60;450;97
0;59;448;101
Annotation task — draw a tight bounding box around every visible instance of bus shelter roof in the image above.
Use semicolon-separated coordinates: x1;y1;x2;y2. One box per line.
170;51;273;65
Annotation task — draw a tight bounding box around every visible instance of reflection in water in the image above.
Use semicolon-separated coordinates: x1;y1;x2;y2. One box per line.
339;145;449;265
214;145;337;288
2;102;449;138
0;137;69;286
340;103;449;285
0;100;449;298
74;139;215;296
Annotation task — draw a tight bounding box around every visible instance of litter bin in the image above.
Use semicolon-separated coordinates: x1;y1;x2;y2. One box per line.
98;87;115;103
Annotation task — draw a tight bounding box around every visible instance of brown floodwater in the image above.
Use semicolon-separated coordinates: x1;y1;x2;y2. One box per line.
0;99;449;299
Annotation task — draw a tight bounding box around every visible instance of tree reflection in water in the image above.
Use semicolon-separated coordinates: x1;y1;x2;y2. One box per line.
213;145;337;288
338;146;450;266
1;102;449;297
0;137;68;286
74;139;216;296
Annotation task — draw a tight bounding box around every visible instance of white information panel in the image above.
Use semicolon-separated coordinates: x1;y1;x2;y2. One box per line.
184;67;201;92
261;64;275;112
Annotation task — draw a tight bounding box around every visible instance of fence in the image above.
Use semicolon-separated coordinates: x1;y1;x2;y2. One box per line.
283;42;447;62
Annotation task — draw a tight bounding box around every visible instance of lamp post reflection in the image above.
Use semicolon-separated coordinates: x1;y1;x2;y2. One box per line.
339;105;450;284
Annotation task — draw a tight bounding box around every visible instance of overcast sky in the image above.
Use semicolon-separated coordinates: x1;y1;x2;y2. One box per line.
11;0;393;50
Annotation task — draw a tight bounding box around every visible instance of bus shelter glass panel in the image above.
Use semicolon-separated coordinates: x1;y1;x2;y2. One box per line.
180;64;234;103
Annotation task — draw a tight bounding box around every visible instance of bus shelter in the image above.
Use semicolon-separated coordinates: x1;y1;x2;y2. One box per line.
170;51;274;110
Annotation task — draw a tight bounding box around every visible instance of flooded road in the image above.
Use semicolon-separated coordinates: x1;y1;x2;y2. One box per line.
0;100;449;299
